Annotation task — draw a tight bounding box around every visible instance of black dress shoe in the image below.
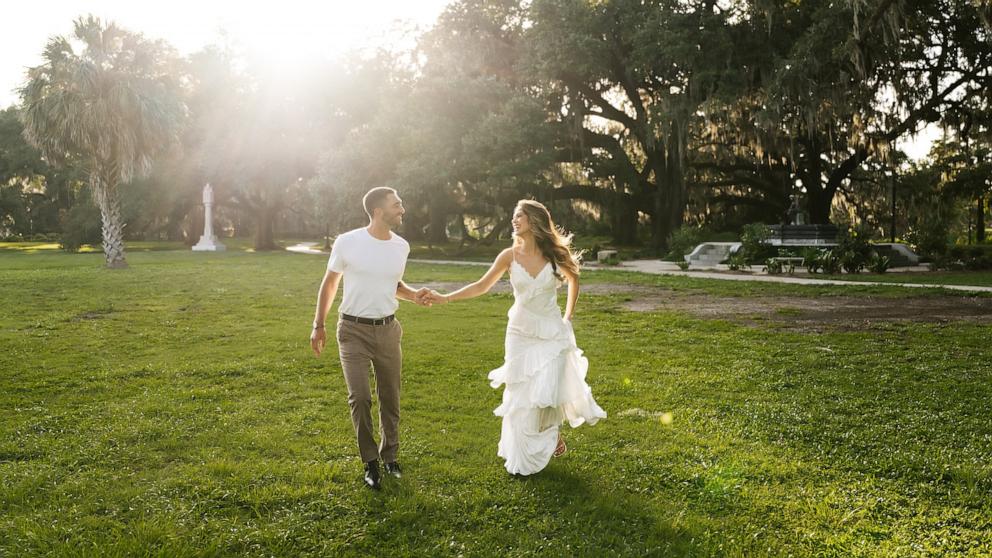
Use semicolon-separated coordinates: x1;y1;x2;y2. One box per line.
364;460;381;490
384;462;402;478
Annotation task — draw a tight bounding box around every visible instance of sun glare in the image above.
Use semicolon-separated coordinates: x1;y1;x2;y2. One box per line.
215;1;444;65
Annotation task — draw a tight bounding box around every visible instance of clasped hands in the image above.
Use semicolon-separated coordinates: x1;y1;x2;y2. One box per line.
414;287;448;307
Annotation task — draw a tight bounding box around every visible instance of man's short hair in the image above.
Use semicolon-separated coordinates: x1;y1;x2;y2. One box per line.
363;187;398;219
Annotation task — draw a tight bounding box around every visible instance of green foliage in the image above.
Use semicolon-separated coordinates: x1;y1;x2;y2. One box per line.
5;1;990;261
738;223;775;263
802;247;824;274
726;251;751;271
867;253;892;274
934;245;992;271
665;225;711;261
905;215;952;261
764;251;797;276
819;250;842;275
834;229;872;274
599;253;621;266
18;16;185;267
764;258;784;275
59;199;102;252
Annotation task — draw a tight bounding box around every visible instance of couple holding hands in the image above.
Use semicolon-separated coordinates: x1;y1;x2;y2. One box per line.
310;187;606;490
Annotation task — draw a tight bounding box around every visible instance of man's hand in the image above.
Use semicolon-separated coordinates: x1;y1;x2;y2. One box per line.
414;287;433;307
310;326;326;356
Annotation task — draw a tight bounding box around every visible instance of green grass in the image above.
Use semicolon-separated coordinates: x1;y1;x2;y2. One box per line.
0;238;315;254
1;250;990;556
816;271;992;288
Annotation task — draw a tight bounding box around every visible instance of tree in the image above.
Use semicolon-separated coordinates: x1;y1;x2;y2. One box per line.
304;54;409;240
521;0;746;249
720;0;992;225
19;15;185;267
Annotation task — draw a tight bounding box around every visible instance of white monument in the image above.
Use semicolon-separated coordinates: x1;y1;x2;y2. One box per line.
192;183;225;252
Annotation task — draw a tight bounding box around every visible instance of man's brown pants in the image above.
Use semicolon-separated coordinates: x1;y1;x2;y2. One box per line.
336;318;402;463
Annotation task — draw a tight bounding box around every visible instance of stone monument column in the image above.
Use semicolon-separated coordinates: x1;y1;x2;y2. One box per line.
192;183;226;252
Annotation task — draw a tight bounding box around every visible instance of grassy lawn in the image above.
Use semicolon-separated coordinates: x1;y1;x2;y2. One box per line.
1;249;990;556
0;238;316;255
814;271;992;288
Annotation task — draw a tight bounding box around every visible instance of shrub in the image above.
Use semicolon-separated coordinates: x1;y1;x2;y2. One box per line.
738;223;777;263
60;202;102;252
905;217;950;260
764;258;783;275
665;225;711;261
819;250;842;274
726;251;750;271
802;247;824;274
835;228;872;274
933;245;992;271
867;253;891;274
600;253;621;266
966;255;992;271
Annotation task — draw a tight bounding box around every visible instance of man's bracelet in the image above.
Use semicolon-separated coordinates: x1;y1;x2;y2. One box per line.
313;324;325;329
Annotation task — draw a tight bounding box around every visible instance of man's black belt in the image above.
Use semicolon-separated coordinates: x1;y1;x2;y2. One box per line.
340;313;395;326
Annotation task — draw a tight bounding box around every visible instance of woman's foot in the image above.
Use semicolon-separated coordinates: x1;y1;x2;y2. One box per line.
553;434;567;457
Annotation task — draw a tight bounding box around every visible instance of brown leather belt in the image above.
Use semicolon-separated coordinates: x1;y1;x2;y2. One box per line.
340;313;395;326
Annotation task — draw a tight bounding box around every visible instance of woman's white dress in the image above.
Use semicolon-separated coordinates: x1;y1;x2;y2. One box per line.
487;259;607;475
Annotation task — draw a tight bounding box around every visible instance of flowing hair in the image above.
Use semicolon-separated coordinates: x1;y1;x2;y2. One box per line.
513;200;582;281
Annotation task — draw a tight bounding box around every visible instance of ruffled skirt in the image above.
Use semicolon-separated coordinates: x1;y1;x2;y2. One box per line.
487;312;606;475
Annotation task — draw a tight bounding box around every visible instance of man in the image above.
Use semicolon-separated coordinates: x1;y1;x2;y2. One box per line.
310;187;430;490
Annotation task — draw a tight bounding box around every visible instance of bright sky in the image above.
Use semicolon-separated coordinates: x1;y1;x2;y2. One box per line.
1;0;937;160
1;0;453;107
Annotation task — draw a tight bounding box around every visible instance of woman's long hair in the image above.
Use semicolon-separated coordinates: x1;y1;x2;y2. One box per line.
513;200;582;281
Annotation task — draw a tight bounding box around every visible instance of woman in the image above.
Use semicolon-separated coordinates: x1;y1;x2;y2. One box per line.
428;200;607;475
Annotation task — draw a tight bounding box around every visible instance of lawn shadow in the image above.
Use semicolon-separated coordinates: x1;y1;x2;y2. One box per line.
504;464;704;555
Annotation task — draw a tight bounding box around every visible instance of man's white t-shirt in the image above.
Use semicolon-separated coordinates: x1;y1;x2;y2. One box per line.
327;227;410;319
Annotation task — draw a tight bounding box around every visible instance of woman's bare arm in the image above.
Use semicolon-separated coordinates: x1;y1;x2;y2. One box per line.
436;248;513;303
562;268;579;321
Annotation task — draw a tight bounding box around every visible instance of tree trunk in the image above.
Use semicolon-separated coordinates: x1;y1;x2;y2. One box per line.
662;127;687;252
254;207;278;251
807;188;833;225
185;205;203;246
800;136;833;225
978;194;986;243
93;177;128;269
611;189;638;245
652;180;665;252
427;198;449;244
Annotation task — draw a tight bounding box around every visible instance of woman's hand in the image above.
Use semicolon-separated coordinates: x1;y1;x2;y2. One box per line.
429;290;450;305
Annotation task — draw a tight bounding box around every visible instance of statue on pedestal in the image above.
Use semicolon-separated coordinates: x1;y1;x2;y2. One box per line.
192;183;226;252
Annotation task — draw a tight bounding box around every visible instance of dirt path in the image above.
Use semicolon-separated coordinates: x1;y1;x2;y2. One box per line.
419;280;992;331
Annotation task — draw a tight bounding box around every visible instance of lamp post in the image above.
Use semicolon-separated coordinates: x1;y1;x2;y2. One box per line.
887;168;896;243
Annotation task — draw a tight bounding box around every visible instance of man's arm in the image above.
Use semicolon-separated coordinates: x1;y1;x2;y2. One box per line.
397;280;430;305
311;270;342;356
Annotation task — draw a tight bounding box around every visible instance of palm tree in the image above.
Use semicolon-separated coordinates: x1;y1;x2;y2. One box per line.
19;15;185;268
